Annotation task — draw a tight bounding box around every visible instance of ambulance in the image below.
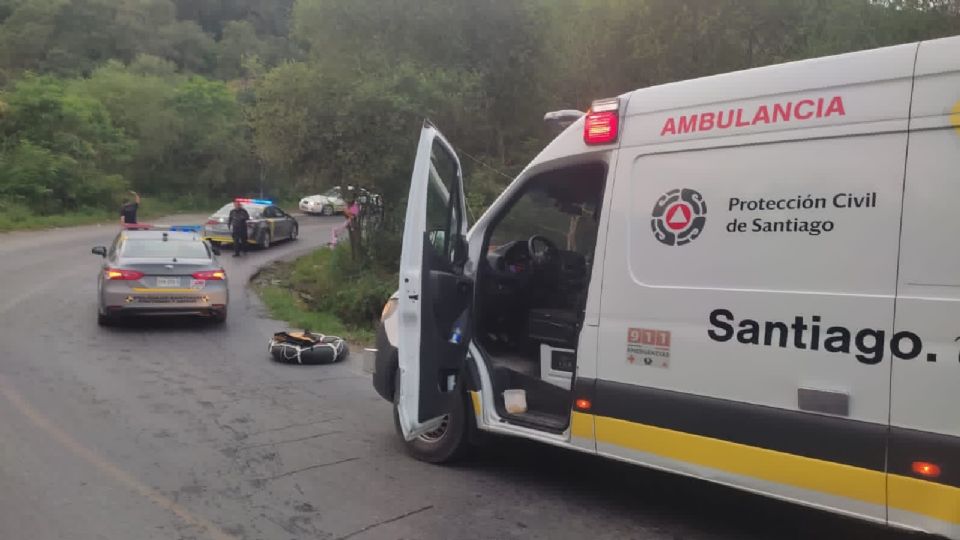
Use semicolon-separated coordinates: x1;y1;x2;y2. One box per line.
378;35;960;537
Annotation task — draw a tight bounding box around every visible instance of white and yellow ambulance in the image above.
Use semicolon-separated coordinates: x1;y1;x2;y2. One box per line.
376;35;960;538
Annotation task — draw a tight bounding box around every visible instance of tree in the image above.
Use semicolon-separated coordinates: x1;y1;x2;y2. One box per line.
169;76;253;196
0;74;132;213
154;20;216;73
68;62;257;200
71;60;182;191
216;20;264;80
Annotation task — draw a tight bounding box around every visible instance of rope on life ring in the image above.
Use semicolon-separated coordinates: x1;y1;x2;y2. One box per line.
268;331;347;364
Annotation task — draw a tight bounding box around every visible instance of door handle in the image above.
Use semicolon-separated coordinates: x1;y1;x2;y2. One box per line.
408;294;419;301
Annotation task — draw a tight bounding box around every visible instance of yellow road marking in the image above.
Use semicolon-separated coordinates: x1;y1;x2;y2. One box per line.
951;99;960;135
0;374;236;540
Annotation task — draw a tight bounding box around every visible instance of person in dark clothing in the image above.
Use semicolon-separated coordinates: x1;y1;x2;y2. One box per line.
228;200;251;257
119;191;140;225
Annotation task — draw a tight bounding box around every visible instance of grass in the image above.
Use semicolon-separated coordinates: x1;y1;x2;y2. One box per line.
0;207;114;231
253;250;386;345
0;196;218;232
257;284;375;343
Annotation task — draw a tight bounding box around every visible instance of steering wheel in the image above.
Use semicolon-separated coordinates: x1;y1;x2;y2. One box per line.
527;234;559;268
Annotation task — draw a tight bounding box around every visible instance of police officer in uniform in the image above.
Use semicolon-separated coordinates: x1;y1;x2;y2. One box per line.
228;200;251;257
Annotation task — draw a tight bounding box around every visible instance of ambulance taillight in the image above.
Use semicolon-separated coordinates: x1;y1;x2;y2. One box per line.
583;98;620;145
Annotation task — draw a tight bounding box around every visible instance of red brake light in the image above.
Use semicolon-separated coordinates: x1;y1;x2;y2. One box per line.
193;270;225;280
206;219;219;225
584;98;620;145
105;268;144;280
912;461;941;478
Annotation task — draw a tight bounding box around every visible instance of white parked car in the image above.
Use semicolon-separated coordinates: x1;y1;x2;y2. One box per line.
299;187;346;216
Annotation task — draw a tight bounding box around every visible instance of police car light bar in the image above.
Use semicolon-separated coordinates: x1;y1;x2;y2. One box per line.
584;98;620;145
235;198;273;205
124;224;202;233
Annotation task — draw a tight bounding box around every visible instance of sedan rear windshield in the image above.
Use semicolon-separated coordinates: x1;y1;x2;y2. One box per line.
121;239;210;259
212;203;263;218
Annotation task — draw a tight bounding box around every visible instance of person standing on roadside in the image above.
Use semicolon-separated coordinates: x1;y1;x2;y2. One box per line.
330;194;360;246
228;199;251;257
119;191;140;225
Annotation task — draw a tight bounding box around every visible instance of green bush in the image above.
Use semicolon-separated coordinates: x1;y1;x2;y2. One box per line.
258;285;351;337
288;244;396;329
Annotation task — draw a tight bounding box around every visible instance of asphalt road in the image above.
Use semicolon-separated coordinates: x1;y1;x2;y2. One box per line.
0;216;919;540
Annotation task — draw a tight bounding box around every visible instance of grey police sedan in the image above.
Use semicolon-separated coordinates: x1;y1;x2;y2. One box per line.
91;226;229;325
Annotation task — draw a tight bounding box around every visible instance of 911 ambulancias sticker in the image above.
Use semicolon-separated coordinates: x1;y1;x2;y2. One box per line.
627;327;671;369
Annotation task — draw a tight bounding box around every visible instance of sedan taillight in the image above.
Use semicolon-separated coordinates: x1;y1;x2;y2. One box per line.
105;268;145;280
193;270;226;280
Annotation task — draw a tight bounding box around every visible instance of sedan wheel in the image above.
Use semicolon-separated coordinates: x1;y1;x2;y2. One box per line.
321;205;334;216
258;230;272;249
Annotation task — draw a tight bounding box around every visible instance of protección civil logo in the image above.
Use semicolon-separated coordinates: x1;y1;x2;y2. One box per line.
650;188;708;246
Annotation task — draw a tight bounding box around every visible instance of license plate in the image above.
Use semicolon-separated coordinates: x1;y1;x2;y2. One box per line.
133;296;196;304
157;277;181;288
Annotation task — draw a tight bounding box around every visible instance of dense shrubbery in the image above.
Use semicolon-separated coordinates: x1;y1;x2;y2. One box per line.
287;245;397;329
0;63;258;215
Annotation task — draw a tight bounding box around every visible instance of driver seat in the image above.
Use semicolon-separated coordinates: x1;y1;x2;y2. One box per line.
527;308;581;349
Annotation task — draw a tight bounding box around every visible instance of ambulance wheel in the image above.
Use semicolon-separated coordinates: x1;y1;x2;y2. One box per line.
211;310;227;324
321;205;334;216
97;311;113;327
392;371;471;464
257;230;272;249
290;225;299;241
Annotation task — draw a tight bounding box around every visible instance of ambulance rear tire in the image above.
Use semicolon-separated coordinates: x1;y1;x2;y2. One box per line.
392;371;471;464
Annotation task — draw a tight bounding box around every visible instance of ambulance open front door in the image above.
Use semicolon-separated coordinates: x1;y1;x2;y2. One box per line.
396;122;473;440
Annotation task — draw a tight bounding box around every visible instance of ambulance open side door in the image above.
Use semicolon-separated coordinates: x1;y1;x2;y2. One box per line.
396;122;473;440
